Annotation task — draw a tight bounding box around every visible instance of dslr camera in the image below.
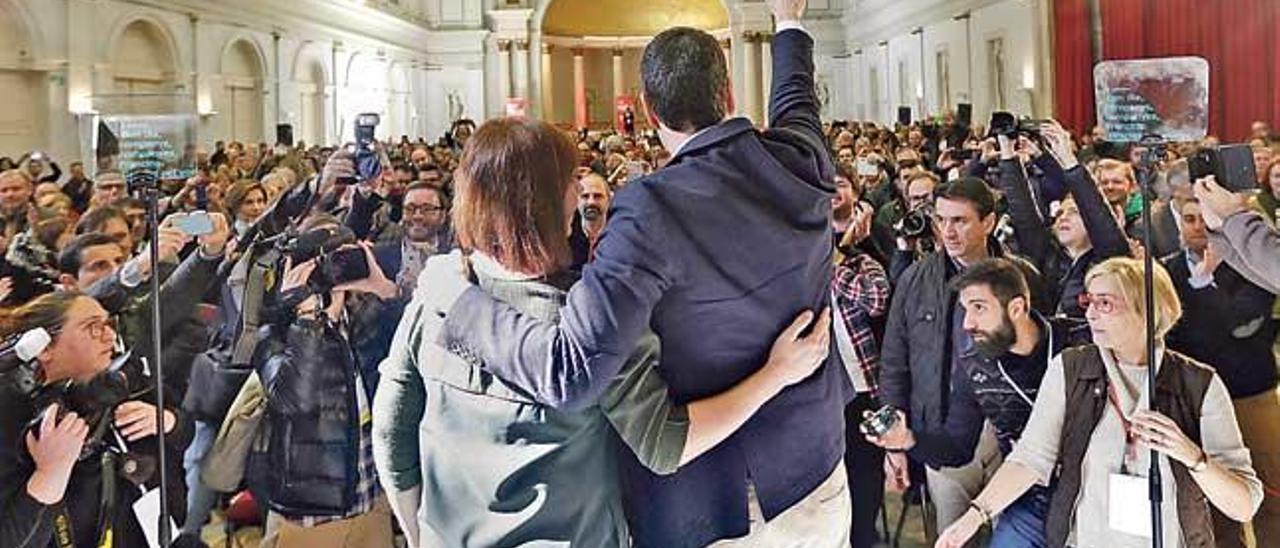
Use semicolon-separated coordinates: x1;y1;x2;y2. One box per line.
279;226;371;295
895;206;934;240
988;111;1049;141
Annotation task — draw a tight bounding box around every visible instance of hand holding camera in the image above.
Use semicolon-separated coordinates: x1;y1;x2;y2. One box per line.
113;400;175;442
861;406;914;451
1194;175;1249;230
332;242;397;300
1039;120;1080;170
24;403;89;504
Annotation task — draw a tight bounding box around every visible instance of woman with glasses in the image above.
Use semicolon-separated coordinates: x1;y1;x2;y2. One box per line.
0;291;191;547
938;257;1261;548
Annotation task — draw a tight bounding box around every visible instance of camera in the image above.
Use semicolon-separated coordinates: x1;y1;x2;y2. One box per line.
988;111;1049;140
340;113;382;186
278;226;370;293
895;206;934;240
859;405;901;438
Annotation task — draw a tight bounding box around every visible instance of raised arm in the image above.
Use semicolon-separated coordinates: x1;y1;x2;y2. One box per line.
766;0;836;187
995;141;1054;271
1041;122;1129;259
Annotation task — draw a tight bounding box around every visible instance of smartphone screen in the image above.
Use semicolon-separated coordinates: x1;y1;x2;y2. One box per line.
172;212;214;236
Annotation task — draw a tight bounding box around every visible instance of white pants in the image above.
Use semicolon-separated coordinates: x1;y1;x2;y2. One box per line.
709;460;852;548
925;422;1002;539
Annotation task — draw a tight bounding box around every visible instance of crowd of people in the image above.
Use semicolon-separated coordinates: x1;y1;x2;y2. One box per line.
3;0;1280;547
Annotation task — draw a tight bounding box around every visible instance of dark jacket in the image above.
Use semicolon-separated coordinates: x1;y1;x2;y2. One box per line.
997;159;1129;320
0;380;193;548
910;314;1070;467
440;28;846;548
247;292;400;519
1164;250;1279;398
879;244;1047;435
1046;345;1216;548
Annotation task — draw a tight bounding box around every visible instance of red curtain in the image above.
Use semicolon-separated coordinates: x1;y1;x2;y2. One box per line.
1061;0;1279;140
1052;0;1097;135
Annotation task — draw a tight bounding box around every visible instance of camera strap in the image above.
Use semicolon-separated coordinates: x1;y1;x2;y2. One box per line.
231;246;281;366
51;507;75;548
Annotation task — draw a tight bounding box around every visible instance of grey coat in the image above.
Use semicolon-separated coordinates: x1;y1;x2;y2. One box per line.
372;256;688;547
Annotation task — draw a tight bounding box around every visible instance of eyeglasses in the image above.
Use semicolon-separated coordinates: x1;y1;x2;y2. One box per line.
403;204;445;215
1077;292;1124;315
81;316;118;341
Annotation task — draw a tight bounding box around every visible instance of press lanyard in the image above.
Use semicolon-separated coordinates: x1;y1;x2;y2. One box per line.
994;326;1054;408
1105;381;1140;474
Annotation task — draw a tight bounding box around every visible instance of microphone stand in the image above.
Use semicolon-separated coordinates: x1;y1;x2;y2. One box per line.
128;170;171;546
1137;134;1165;548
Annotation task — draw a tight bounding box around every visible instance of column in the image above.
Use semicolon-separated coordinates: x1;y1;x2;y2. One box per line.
513;40;530;101
541;44;555;123
611;48;625;102
497;39;512;99
742;32;762;125
761;34;773;110
573;48;587;129
720;39;732;75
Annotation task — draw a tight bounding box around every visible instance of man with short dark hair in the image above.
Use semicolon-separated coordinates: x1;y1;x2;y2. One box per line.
75;205;134;253
871;258;1069;546
576;173;611;262
431;1;851;545
880;177;1047;537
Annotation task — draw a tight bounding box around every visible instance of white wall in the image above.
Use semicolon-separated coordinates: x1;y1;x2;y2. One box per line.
1;0;489;161
842;0;1051;125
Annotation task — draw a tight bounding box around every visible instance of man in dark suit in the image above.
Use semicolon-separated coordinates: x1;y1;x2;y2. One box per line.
430;0;850;546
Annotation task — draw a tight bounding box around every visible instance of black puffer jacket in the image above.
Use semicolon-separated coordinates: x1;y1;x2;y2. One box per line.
247;291;400;520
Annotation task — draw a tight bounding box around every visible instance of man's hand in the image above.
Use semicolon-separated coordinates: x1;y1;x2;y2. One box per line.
1192;243;1223;281
1040;120;1079;170
864;409;915;450
769;0;806;22
884;452;911;492
198;212;231;256
1194;176;1248;231
334;242;398;300
320;146;356;195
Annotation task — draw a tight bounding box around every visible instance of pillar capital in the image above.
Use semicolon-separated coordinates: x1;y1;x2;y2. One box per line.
611;47;624;58
515;40;529;51
571;47;586;57
542;43;553;55
497;39;513;52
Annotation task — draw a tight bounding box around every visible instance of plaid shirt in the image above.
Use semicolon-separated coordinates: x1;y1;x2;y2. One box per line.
832;250;891;395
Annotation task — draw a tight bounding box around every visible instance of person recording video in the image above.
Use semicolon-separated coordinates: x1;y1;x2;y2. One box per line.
0;291;192;548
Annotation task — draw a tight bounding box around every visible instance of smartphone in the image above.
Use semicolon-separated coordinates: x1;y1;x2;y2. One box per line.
856;159;880;177
171;211;215;236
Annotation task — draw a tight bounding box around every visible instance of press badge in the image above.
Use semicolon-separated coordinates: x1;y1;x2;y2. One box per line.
1108;473;1153;538
133;488;178;548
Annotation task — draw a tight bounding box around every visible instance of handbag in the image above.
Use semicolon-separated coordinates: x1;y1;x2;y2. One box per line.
200;373;265;492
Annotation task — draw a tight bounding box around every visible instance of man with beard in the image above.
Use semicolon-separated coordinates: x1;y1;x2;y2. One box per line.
576;173;611;262
869;258;1069;546
378;181;451;296
0;169;33;243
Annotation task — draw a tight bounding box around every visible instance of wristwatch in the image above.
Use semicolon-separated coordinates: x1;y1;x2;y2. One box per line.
1190;450;1209;473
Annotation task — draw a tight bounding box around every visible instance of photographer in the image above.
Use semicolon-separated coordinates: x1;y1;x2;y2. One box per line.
0;291;191;548
995;120;1130;322
881;171;939;282
879;178;1048;536
247;215;404;547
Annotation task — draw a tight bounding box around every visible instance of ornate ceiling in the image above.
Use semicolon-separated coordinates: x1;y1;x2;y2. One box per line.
542;0;730;37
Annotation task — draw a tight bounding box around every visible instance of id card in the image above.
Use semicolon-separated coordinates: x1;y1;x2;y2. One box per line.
1108;473;1153;538
132;488;178;548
